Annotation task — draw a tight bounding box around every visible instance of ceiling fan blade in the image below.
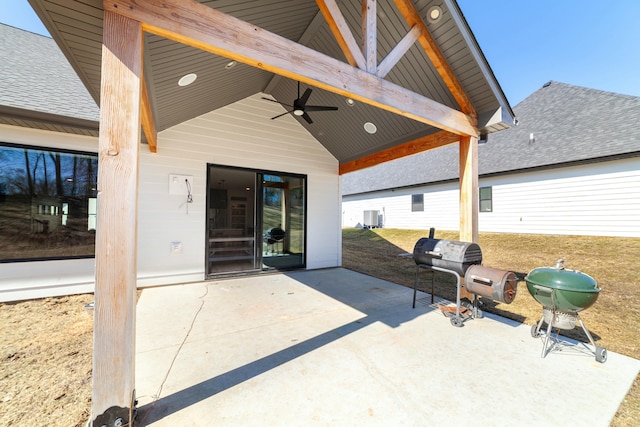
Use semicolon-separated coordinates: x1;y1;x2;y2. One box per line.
301;112;313;124
298;88;313;107
271;110;293;120
262;97;293;108
304;105;339;112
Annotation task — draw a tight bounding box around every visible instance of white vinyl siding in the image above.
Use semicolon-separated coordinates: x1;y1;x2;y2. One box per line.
137;94;340;286
342;183;459;231
342;157;640;238
0;94;341;301
479;159;640;237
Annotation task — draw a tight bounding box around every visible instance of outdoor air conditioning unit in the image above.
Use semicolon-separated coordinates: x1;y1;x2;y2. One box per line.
363;210;379;229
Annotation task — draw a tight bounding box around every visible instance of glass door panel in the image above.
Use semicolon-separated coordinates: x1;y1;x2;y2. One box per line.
260;173;305;270
207;166;257;275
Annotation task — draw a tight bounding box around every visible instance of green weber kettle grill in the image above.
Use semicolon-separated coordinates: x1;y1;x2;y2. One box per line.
526;259;606;362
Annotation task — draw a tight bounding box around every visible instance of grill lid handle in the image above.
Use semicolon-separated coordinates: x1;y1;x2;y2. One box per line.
469;275;493;285
423;251;443;259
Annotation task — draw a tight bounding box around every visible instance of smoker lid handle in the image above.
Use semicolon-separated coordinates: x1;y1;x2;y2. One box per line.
470;275;493;285
424;251;443;258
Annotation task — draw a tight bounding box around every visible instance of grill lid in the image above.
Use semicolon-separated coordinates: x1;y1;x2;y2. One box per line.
526;259;599;293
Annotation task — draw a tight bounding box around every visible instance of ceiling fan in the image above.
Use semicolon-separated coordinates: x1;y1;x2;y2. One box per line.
262;81;338;124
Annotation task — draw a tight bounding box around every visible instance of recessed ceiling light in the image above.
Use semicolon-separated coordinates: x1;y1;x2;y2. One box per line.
225;61;237;69
364;122;377;134
178;73;197;87
346;98;355;106
427;5;442;23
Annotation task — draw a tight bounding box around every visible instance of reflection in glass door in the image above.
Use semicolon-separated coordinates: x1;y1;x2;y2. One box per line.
260;173;305;270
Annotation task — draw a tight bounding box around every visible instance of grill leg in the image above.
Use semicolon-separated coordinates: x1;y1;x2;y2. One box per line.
413;266;435;308
577;313;597;348
430;271;434;304
541;316;554;358
412;265;418;309
577;313;607;363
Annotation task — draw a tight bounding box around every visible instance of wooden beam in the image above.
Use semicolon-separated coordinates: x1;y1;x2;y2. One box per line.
459;135;478;243
377;25;420;78
362;0;377;73
393;0;476;116
141;76;157;153
339;130;459;174
91;9;142;427
316;0;366;69
105;0;477;137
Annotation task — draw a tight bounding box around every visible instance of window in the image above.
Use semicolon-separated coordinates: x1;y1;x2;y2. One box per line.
0;142;98;261
411;194;424;212
480;186;492;212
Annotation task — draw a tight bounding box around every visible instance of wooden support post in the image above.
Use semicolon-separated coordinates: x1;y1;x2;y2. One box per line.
459;135;478;243
91;9;143;427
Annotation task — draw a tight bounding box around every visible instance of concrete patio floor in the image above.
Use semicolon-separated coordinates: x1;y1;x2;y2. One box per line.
134;268;639;426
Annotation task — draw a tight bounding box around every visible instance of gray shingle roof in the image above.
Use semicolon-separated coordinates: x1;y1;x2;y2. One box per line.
0;23;99;131
342;81;640;195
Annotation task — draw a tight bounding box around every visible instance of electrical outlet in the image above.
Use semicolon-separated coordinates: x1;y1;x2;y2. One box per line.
170;241;183;254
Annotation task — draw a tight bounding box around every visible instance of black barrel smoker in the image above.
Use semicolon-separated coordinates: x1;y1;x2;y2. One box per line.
411;234;517;327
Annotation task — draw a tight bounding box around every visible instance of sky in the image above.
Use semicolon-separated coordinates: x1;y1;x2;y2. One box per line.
1;0;639;106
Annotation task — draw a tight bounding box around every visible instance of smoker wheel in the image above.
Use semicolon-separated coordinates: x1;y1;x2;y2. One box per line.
595;346;607;363
531;323;541;338
450;317;463;327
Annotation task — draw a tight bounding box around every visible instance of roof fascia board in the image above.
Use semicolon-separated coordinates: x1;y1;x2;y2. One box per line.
0;105;99;131
444;0;515;128
477;106;513;133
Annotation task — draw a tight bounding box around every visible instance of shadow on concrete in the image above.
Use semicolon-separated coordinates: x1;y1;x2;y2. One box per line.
137;269;437;424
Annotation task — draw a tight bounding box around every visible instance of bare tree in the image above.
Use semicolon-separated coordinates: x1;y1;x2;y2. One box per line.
49;152;63;196
23;149;34;195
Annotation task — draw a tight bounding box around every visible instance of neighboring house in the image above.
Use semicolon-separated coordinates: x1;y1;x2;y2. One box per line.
342;81;640;237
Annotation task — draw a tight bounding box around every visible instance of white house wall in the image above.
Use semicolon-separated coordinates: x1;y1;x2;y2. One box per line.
342;157;639;238
479;158;640;237
0;94;341;301
342;182;459;231
137;93;341;286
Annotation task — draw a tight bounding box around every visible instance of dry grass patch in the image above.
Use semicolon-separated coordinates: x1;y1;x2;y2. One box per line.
342;228;640;426
1;294;93;426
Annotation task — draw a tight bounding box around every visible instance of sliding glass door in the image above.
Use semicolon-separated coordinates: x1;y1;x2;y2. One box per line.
206;165;305;276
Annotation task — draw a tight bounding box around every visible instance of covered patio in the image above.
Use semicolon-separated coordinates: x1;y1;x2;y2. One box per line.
134;269;639;426
22;1;518;424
